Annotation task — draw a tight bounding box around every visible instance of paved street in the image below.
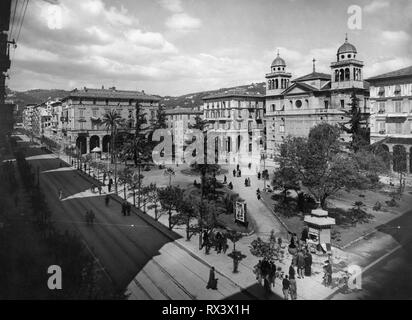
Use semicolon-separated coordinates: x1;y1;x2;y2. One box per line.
331;210;412;300
22;143;252;299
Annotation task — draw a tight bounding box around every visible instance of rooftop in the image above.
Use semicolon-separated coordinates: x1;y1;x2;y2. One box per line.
292;72;331;83
366;65;412;82
165;106;203;115
62;87;161;101
202;90;264;100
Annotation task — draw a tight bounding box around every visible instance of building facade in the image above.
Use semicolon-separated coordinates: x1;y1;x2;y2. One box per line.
368;66;412;174
60;87;160;154
202;90;265;168
264;36;369;159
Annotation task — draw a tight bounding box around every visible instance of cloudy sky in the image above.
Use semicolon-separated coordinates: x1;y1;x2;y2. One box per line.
7;0;412;96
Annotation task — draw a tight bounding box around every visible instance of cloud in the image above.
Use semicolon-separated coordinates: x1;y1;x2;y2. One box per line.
364;1;390;13
158;0;183;13
159;0;202;32
381;30;410;45
165;13;202;31
366;56;412;78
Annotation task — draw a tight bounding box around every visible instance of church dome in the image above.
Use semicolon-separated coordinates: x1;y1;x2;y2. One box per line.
271;53;286;67
337;35;357;55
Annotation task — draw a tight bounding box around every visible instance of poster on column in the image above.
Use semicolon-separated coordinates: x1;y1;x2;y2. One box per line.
235;200;247;224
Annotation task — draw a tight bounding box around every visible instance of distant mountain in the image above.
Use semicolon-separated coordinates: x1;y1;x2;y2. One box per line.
7;82;266;109
6;88;70;107
160;82;265;109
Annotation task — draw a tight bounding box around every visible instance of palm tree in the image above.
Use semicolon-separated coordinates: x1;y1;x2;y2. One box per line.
164;167;175;187
101;110;123;164
102;109;124;193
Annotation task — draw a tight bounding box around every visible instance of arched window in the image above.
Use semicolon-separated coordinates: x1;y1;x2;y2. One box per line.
340;69;344;81
335;70;339;82
275;79;278;89
345;68;350;81
268;80;272;90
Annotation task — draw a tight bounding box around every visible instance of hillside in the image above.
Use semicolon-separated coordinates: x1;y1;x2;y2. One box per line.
7;82;266;109
6;88;70;107
160;82;265;109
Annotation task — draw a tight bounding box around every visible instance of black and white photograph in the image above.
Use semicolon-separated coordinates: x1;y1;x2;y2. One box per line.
1;0;412;307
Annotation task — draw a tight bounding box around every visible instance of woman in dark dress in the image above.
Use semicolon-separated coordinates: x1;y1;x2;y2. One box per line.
206;267;218;290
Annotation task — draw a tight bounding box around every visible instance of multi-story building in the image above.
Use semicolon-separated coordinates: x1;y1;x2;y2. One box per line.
61;87;160;154
22;104;36;132
165;106;203;130
367;66;412;174
264;36;369;159
202;89;265;168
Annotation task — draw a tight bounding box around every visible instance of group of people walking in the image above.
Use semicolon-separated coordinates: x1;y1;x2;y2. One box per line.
202;230;229;255
85;209;95;225
121;201;132;216
253;259;279;297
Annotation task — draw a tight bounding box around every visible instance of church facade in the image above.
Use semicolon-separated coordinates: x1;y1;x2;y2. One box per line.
264;36;370;160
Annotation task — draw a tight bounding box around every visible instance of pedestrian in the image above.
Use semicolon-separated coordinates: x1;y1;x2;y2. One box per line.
257;172;261;180
301;226;309;243
269;261;277;288
202;231;209;249
105;194;110;206
282;275;290;300
222;235;228;253
127;202;131;216
304;250;312;277
232;169;236;177
289;276;297;300
236;164;240;171
223;175;227;184
108;182;112;192
323;260;333;286
238;170;241;177
247;177;251;186
215;232;222;253
297;250;305;279
289;263;296;281
85;210;90;225
228;182;233;190
89;209;95;225
248;163;251;169
98;185;102;195
206;266;218;290
103;172;107;185
244;178;248;186
121;201;126;216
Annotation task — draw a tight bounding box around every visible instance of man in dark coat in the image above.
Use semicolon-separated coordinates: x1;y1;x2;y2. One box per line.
304;251;312;277
121;202;126;216
297;250;305;278
206;267;218;290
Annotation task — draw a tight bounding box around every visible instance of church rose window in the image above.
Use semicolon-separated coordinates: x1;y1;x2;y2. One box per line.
295;100;302;108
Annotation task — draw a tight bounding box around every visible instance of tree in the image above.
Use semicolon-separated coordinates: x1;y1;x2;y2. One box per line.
193;199;219;235
271;165;300;202
101;110;123;164
277;123;363;209
157;186;184;230
250;230;282;262
163;167;175;187
340;90;369;152
173;197;198;241
118;167;133;200
145;183;160;218
393;145;407;195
